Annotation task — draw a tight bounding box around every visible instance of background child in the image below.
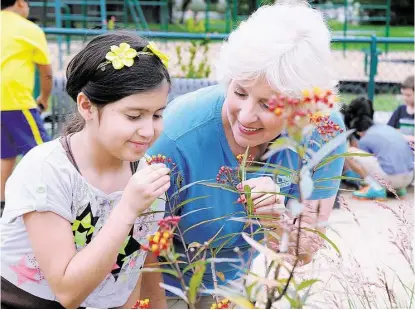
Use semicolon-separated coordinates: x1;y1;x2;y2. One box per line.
388;75;414;143
1;32;171;309
343;97;414;200
1;0;53;213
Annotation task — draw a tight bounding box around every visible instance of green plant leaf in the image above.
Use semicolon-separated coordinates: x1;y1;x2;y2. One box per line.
182;211;244;235
173;196;211;212
302;228;341;256
140;268;179;278
244;185;254;215
315;152;374;170
180;206;214;218
189;262;206;304
171;179;213;198
302;129;354;172
160;283;188;302
200;182;240;193
262;137;298;160
297;279;321;291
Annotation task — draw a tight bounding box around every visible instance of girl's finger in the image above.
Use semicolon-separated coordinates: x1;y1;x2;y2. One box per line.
150;175;171;192
237;182;256;191
154;181;171;197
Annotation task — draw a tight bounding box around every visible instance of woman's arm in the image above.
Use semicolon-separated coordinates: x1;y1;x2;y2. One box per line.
140;253;167;308
119;253;166;309
24;203;135;309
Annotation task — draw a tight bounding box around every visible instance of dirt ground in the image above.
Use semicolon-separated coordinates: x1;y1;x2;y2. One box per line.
251;189;414;308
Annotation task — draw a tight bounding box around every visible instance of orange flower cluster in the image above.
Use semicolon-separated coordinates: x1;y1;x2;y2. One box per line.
310;113;344;140
141;216;181;256
132;299;150;309
146;154;176;169
210;299;231;309
267;88;338;127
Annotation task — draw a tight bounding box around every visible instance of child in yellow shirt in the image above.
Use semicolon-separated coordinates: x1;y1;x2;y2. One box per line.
1;0;53;212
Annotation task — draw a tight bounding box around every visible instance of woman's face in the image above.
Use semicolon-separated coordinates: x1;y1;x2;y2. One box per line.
223;79;285;148
90;81;170;162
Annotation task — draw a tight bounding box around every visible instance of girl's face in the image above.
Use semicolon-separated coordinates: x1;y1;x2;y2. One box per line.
224;79;285;149
91;81;170;162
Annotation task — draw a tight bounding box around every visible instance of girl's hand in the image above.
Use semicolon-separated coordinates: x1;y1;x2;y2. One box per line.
120;163;171;222
237;177;285;215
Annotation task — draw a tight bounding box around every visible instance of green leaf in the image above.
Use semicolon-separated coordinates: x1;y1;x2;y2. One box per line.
200;182;240;193
180;207;214;219
248;161;296;173
315;152;374;170
160;283;188;302
173;196;211;213
212;234;239;256
141;268;179;278
303;228;341;256
182;211;244;235
242;233;285;263
262;137;298;160
207;225;225;245
183;260;205;274
245;166;294;177
244;185;254;215
297;279;321;291
246;280;259;300
171;179;213;198
284;294;301;308
240;147;250;183
189;262;206;304
303;129;354;172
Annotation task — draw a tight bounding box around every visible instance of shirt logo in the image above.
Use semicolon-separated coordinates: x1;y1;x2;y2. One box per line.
275;175;292;189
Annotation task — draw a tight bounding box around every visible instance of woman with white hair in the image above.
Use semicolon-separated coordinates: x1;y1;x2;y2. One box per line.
149;1;346;307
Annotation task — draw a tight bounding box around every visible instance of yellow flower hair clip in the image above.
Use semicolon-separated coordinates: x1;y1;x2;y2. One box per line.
98;42;138;70
144;41;169;68
97;41;169;71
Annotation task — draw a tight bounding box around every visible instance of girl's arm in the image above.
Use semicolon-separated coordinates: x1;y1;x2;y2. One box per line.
24;203;135;309
22;163;170;309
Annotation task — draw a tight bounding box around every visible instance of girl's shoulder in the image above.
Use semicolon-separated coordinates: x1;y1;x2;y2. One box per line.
13;138;75;179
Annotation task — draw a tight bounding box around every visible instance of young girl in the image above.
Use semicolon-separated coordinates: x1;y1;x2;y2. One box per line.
1;32;171;309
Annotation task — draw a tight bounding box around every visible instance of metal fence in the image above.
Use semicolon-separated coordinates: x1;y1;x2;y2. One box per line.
37;28;414;137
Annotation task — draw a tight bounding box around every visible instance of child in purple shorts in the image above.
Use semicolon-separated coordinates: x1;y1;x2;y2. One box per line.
1;0;53;213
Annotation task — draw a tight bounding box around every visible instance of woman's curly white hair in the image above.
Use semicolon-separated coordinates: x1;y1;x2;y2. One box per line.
216;0;337;97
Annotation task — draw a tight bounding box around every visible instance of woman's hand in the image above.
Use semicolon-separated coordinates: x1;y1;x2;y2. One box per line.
237;177;285;219
120;163;171;223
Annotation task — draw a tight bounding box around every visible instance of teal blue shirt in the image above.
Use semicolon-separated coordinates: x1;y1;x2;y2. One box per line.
148;85;346;291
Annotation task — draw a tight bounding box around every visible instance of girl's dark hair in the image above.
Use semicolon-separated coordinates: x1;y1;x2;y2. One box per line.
341;96;374;134
64;31;171;135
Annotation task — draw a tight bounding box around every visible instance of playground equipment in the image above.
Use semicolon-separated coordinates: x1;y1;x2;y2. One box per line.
31;0;170;68
312;0;391;53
